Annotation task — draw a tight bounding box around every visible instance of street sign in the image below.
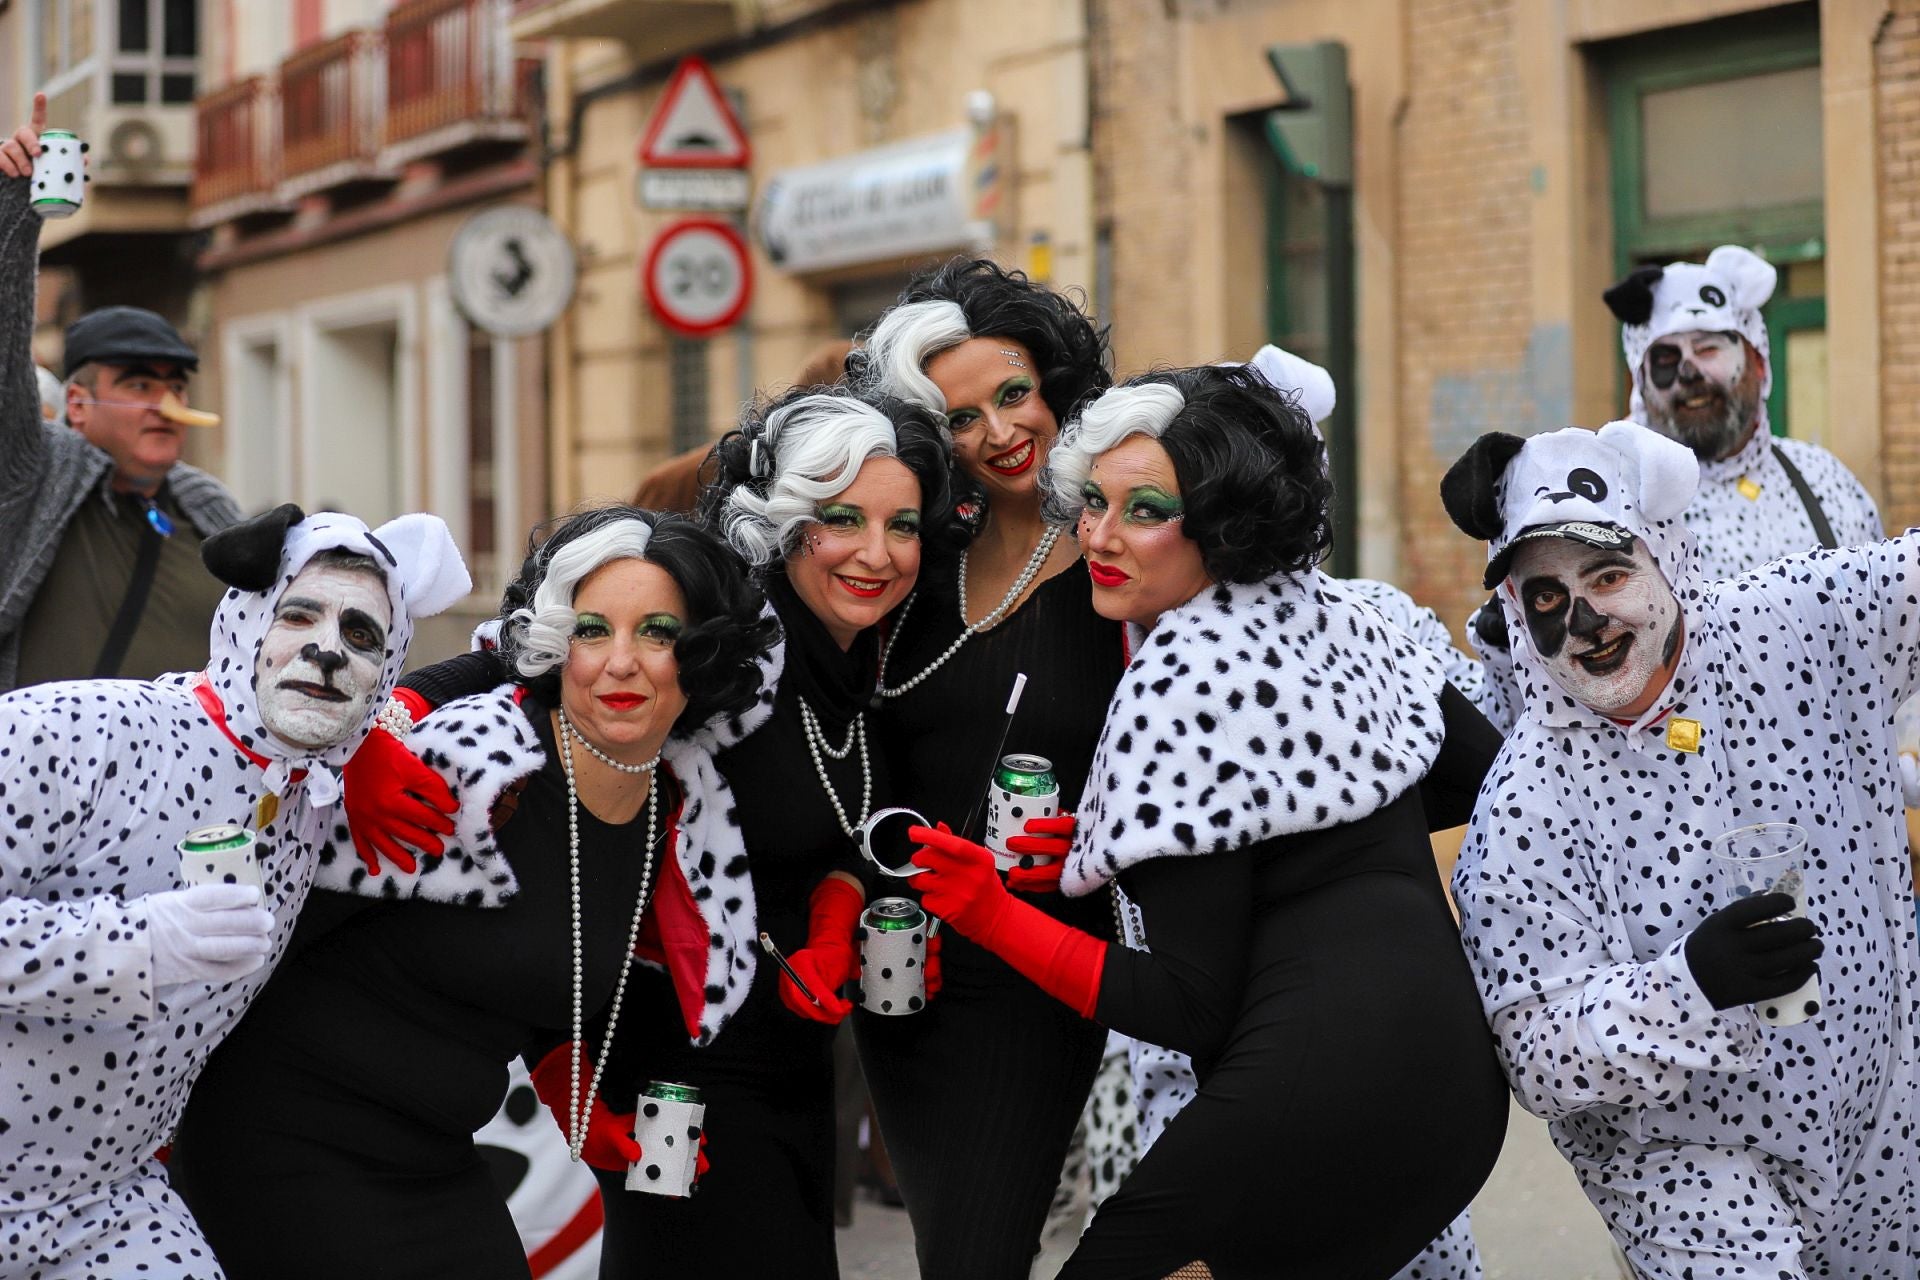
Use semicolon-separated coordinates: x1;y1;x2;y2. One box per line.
447;206;576;337
644;219;752;337
637;168;751;212
638;58;750;170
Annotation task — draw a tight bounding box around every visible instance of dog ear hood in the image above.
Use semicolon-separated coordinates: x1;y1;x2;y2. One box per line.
1441;433;1526;541
202;503;305;590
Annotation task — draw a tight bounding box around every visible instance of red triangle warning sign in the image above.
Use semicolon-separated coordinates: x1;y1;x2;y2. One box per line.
639;57;750;169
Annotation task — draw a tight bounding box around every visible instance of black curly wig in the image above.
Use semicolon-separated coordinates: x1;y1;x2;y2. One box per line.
499;504;777;731
1075;365;1335;584
696;383;970;571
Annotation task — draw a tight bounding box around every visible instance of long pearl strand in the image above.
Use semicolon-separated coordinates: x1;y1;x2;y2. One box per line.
797;697;871;837
559;710;660;1164
876;524;1065;699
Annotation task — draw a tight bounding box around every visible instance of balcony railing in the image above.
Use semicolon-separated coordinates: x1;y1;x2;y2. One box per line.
280;29;385;186
192;77;278;211
387;0;530;151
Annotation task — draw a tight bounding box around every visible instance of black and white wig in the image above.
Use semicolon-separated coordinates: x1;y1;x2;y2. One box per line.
501;504;775;726
857;257;1111;424
699;386;965;570
1045;364;1334;582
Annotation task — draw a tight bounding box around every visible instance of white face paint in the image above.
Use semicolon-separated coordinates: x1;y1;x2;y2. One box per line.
255;560;393;751
1509;535;1682;716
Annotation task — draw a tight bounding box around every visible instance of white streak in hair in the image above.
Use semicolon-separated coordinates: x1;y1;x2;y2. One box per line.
860;299;971;414
1042;383;1186;522
721;394;908;567
509;519;656;678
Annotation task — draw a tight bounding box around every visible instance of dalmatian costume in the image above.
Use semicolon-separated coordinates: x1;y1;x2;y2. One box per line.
0;504;466;1279
1443;419;1920;1277
1474;248;1883;736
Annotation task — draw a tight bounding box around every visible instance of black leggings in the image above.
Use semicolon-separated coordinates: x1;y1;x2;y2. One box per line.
593;1072;838;1279
854;934;1108;1280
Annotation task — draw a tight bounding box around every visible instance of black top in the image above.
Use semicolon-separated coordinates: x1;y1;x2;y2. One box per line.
188;693;667;1146
1095;684;1500;1081
872;562;1127;981
609;576;881;1095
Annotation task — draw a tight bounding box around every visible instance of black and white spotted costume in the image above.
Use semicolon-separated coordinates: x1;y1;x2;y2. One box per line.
1050;571;1509;1278
1474;249;1882;736
1446;419;1920;1277
0;507;466;1280
1116;573;1491;1279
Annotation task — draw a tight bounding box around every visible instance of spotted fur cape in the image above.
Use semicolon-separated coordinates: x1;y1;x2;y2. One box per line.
1062;571;1449;895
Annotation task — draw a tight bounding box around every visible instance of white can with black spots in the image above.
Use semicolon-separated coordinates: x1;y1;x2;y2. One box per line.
856;896;929;1016
30;129;87;219
627;1081;705;1197
177;824;263;891
985;753;1059;872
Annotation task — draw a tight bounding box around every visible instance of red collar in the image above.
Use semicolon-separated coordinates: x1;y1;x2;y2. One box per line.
192;675;308;782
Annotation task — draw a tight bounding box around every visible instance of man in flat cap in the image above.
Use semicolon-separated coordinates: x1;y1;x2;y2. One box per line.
0;96;241;692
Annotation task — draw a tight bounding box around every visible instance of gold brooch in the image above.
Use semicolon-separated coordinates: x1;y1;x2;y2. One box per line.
1737;476;1762;501
1666;717;1702;754
255;792;281;828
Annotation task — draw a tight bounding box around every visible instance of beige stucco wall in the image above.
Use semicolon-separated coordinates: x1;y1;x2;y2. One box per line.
541;0;1096;507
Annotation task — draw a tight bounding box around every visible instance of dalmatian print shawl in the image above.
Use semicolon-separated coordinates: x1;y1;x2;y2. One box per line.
1062;570;1449;896
312;622;786;1046
1452;429;1920;1269
0;511;466;1213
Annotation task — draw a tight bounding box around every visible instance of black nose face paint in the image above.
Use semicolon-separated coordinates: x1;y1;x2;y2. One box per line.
302;643;348;678
1568;597;1609;641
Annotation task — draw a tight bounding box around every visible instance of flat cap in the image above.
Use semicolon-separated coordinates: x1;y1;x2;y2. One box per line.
63;306;198;377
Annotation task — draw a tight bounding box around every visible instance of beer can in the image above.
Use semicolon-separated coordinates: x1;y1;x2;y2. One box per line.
627;1080;706;1197
177;824;263;891
985;753;1060;871
30;129;86;220
856;896;927;1016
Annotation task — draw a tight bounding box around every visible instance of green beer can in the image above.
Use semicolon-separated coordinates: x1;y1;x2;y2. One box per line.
986;753;1060;870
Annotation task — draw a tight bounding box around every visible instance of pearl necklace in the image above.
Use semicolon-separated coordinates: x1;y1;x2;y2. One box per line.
797;697;871;837
562;713;661;775
876;524;1065;698
557;710;660;1164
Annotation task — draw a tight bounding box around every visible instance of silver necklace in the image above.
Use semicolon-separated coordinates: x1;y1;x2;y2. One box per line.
876;524;1065;698
558;710;660;1164
797;697;871;837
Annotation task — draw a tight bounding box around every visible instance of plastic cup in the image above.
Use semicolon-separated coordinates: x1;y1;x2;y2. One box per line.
1704;822;1821;1027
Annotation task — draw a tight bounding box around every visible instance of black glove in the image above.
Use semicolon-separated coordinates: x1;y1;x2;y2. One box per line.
1470;596;1509;654
1683;892;1823;1012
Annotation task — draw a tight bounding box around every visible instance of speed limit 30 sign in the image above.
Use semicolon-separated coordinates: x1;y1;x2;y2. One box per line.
643;218;752;337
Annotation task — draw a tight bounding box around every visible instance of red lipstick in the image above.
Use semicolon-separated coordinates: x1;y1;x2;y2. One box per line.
986;440;1036;476
1088;562;1130;587
597;693;647;711
837;575;889;599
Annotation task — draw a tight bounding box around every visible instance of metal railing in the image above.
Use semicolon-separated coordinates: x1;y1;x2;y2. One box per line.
280;29;384;183
192;76;277;209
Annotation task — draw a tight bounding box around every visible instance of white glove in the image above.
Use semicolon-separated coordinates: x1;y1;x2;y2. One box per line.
144;883;277;989
1900;751;1920;810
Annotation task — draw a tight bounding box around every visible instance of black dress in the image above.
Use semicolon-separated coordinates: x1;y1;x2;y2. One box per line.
169;694;666;1280
590;577;878;1279
859;563;1125;1279
1062;686;1510;1279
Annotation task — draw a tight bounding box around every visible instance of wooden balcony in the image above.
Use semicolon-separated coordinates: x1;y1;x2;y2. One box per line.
384;0;534;163
280;29;387;192
191;77;279;218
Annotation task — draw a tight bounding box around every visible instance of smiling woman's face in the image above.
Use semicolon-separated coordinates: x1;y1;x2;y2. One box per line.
255;560;392;751
925;337;1059;502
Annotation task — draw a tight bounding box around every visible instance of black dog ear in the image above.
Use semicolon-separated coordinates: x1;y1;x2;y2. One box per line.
201;503;305;591
1602;265;1664;325
1440;434;1526;541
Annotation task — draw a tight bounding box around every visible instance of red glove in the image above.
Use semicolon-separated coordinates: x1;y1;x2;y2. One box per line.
342;689;455;876
777;876;864;1024
528;1042;641;1173
909;824;1105;1018
925;929;944;1000
1005;814;1075;894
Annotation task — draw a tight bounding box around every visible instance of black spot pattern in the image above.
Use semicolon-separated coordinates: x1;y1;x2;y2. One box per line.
1454;527;1920;1275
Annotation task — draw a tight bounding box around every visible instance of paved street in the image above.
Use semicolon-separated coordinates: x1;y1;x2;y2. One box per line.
836;1099;1624;1279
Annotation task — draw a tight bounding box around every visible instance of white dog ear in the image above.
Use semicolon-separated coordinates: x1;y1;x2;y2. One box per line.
371;513;472;619
1243;344;1336;425
1596;419;1698;523
1704;245;1776;311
